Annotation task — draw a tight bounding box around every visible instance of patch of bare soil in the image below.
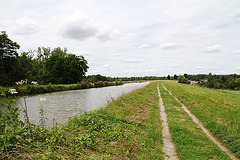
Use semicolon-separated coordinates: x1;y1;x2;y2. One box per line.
157;86;179;160
162;83;239;160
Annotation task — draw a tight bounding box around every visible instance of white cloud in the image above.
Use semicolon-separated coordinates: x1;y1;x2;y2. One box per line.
138;43;151;48
160;43;184;49
202;45;222;53
123;58;143;63
1;0;240;76
100;64;110;68
232;50;240;55
13;17;40;35
194;66;202;69
61;11;113;41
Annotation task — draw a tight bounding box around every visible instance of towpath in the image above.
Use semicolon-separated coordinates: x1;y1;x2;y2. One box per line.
162;83;239;160
157;86;179;160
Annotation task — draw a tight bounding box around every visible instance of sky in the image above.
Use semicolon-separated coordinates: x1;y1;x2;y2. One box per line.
1;0;240;77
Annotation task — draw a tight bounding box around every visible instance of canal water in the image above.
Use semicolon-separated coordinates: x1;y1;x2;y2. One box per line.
16;82;150;127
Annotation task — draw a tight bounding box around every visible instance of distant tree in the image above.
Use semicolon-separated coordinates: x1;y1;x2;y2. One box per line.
228;78;236;90
173;74;178;80
235;78;240;90
167;75;170;80
178;75;190;84
17;52;34;81
83;74;108;82
183;73;188;79
0;31;21;85
206;73;214;88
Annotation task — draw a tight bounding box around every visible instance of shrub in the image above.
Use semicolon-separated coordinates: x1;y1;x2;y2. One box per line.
0;100;31;154
99;81;104;87
81;81;91;89
178;75;190;84
104;81;109;86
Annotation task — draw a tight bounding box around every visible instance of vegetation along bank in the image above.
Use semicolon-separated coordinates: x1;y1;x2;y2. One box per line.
1;82;163;159
0;80;123;98
1;81;240;159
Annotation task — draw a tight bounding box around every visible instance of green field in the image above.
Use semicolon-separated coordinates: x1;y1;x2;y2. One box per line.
1;81;239;159
161;80;240;159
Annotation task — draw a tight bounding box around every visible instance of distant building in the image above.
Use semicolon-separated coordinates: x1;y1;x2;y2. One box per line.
201;78;208;83
190;81;198;85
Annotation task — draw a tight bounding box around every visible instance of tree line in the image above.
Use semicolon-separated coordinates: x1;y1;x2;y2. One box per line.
175;73;240;90
0;31;88;86
1;31;239;90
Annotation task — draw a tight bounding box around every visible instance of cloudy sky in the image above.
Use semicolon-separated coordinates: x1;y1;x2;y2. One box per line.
1;0;240;77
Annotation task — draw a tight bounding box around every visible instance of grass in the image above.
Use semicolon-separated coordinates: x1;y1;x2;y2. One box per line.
3;80;238;159
159;82;231;159
161;80;240;158
1;82;164;159
0;81;123;98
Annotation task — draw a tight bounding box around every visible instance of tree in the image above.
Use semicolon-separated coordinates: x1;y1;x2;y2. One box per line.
17;52;34;81
206;73;214;88
173;74;178;80
83;74;108;82
183;73;188;79
167;75;170;80
0;31;20;59
0;31;21;85
42;48;88;84
178;75;190;84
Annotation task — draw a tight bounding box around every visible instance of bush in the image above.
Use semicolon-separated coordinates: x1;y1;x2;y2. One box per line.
0;100;33;154
178;75;190;84
81;81;91;89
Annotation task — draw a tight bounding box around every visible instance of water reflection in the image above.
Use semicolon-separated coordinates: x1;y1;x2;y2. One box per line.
16;82;150;127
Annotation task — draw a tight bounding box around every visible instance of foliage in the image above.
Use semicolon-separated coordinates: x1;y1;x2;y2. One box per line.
0;31;21;85
0;81;122;97
170;73;240;90
0;32;89;86
0;31;20;59
0;100;34;156
40;47;89;84
83;74;108;82
199;73;240;90
1;82;164;159
177;75;190;84
173;74;178;80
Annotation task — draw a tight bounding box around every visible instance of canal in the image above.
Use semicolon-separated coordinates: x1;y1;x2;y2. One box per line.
16;82;150;127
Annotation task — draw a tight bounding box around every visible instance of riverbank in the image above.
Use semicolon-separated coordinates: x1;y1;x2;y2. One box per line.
2;81;238;159
0;81;123;98
1;82;163;159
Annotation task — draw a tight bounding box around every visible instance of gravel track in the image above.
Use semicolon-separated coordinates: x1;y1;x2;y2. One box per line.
162;83;239;160
157;86;179;160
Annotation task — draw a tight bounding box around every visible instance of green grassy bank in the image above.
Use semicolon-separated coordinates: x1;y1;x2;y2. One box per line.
159;82;231;159
161;80;240;158
0;81;123;98
1;82;163;159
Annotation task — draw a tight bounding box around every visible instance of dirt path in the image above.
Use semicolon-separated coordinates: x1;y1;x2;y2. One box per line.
162;83;239;160
157;86;179;160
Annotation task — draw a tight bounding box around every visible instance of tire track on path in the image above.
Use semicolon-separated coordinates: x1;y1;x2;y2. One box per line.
162;83;239;160
157;86;179;160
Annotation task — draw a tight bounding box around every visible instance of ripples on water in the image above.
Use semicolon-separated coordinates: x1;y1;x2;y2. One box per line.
16;82;150;127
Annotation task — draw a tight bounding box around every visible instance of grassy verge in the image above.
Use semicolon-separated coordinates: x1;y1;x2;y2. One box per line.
161;80;240;158
159;82;231;159
0;81;123;98
1;82;163;159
